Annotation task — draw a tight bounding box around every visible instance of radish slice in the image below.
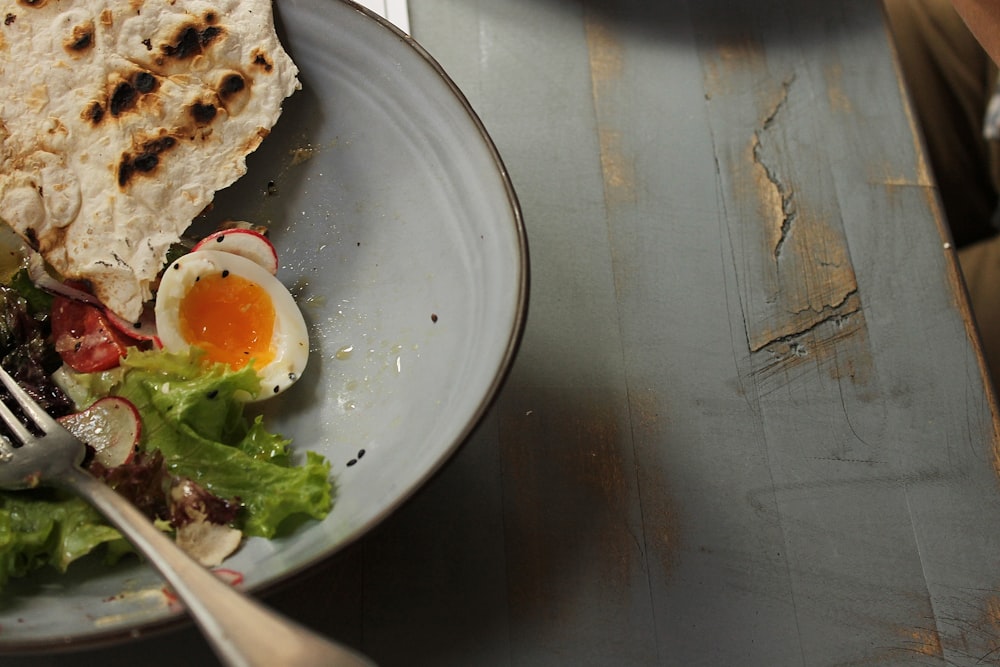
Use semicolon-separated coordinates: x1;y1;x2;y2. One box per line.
29;251;158;342
191;228;279;275
104;301;159;343
58;397;141;468
26;252;102;306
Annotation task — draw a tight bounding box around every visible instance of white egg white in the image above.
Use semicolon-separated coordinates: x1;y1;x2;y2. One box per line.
154;249;309;400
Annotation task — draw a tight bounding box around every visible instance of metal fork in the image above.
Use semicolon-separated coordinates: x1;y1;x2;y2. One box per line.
0;365;374;667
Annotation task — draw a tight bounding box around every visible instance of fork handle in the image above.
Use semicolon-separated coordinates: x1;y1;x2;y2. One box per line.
58;465;374;667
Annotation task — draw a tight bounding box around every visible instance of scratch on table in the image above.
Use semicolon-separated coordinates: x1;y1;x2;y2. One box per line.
902;625;944;659
930;593;1000;663
628;387;682;580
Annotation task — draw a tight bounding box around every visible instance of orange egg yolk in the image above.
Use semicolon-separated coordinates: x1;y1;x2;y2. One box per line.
178;272;275;371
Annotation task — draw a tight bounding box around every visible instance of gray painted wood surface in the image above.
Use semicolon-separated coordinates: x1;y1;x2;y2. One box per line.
10;0;1000;665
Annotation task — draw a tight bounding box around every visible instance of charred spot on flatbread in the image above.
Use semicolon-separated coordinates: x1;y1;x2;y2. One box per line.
4;13;16;25
216;70;250;115
25;223;68;258
134;71;158;94
94;70;160;120
83;100;104;125
118;135;178;188
250;48;273;73
219;72;246;97
159;14;225;62
64;20;95;55
110;81;138;116
188;100;218;126
116;72;157;114
17;0;45;8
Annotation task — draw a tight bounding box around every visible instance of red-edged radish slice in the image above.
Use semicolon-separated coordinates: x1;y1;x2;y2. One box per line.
191;228;279;275
27;252;103;306
58;397;141;468
162;567;244;605
212;568;244;586
104;301;159;343
29;254;158;344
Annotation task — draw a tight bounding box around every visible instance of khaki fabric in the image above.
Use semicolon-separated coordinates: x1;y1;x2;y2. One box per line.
960;237;1000;386
886;0;1000;386
885;0;1000;247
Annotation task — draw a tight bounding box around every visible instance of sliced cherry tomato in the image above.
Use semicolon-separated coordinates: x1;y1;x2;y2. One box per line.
51;292;142;372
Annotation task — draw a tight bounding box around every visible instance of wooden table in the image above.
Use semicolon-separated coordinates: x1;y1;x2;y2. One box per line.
12;0;1000;664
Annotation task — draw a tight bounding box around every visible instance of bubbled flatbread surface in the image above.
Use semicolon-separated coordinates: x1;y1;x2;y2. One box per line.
0;0;299;320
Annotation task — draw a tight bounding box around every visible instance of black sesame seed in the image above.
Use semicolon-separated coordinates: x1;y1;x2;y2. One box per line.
346;459;357;467
222;269;230;278
173;262;180;269
357;449;366;459
215;235;224;243
288;372;297;381
273;385;280;393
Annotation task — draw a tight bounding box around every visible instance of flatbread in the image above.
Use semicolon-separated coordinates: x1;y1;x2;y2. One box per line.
0;0;299;320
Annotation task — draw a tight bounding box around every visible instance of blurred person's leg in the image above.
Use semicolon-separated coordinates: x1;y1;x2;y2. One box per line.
958;238;1000;385
886;0;1000;386
885;0;1000;247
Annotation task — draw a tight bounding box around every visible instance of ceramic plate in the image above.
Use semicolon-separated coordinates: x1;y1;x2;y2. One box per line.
0;0;526;650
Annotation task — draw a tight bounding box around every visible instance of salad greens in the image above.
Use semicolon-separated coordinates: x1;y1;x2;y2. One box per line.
74;349;333;539
0;271;333;591
0;277;71;416
0;492;128;590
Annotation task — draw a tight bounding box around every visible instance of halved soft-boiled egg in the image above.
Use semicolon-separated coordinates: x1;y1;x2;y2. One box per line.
154;249;308;400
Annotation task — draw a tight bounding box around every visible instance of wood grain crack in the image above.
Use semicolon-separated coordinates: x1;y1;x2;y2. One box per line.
752;74;796;259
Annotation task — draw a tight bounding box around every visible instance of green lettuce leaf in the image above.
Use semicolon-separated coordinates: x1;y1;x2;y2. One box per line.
0;348;333;589
103;348;333;538
0;491;126;590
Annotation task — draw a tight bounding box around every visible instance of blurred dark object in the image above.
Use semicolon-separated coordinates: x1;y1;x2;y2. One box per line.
885;0;1000;248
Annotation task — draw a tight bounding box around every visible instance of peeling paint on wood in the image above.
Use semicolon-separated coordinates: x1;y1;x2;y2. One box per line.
702;36;864;362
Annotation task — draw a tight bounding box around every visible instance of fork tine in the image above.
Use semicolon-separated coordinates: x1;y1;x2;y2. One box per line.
0;364;60;435
0;392;35;446
0;434;15;459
